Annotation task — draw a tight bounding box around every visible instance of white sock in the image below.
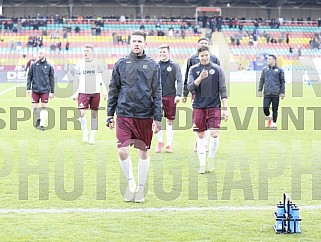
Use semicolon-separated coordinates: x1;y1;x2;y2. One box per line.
137;158;150;192
156;130;163;143
39;109;48;127
33;108;40;118
79;116;87;130
197;137;206;167
90;130;97;139
205;130;210;143
208;136;219;159
119;156;136;193
166;123;174;146
90;115;98;131
194;131;198;145
119;156;134;180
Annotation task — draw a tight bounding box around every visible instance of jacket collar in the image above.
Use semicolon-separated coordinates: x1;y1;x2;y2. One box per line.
130;51;146;59
268;64;278;69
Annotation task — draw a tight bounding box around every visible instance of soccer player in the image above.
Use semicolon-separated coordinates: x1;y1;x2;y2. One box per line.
26;49;55;131
72;44;107;144
106;30;162;203
25;54;38;74
182;37;220;152
187;45;228;174
155;44;182;153
258;54;285;129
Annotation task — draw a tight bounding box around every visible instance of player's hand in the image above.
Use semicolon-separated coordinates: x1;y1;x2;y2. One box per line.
181;97;187;103
280;93;285;100
103;94;107;101
153;120;162;134
26;90;31;96
200;69;208;80
174;96;180;104
72;93;78;100
106;116;115;130
258;91;262;98
49;93;54;99
222;108;229;122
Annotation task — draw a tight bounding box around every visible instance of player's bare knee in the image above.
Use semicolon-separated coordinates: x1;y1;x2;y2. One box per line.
79;109;86;117
167;119;173;125
139;150;149;160
197;131;205;139
210;129;219;138
91;110;98;118
118;148;129;160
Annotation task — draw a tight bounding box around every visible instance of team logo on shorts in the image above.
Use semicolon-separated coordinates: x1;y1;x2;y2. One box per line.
79;102;84;108
143;65;148;69
167;66;172;72
209;69;215;75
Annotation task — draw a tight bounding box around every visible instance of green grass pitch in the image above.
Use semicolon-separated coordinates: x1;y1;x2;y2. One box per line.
0;81;320;241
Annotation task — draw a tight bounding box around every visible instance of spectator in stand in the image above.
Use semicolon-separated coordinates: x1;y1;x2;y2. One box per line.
57;41;62;52
266;34;271;44
286;33;290;44
249;35;254;45
119;15;126;22
297;45;302;57
112;32;118;45
228;19;233;28
168;27;174;39
155;18;161;29
75;25;80;33
230;35;235;45
16;39;22;51
233;18;238;28
65;41;70;51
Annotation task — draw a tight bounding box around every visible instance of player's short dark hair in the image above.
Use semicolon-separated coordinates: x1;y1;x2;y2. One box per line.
197;45;210;54
198;37;209;43
268;54;277;60
132;30;147;41
159;44;170;52
84;44;94;51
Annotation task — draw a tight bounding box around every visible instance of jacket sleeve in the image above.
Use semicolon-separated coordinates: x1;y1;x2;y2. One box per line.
174;63;183;96
258;69;265;92
183;58;192;97
187;66;197;92
152;63;162;122
218;67;227;99
49;65;55;93
279;69;285;94
26;63;34;90
211;55;221;66
107;61;121;117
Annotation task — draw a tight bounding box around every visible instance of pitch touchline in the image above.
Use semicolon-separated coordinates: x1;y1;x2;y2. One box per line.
0;84;24;97
0;205;320;214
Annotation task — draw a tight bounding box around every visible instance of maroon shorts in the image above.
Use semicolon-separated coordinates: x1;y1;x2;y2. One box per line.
32;92;49;103
116;116;153;151
193;107;221;132
78;93;100;110
162;96;176;120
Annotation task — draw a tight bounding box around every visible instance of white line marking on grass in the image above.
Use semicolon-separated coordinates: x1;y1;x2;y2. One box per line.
0;84;25;97
0;205;320;214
